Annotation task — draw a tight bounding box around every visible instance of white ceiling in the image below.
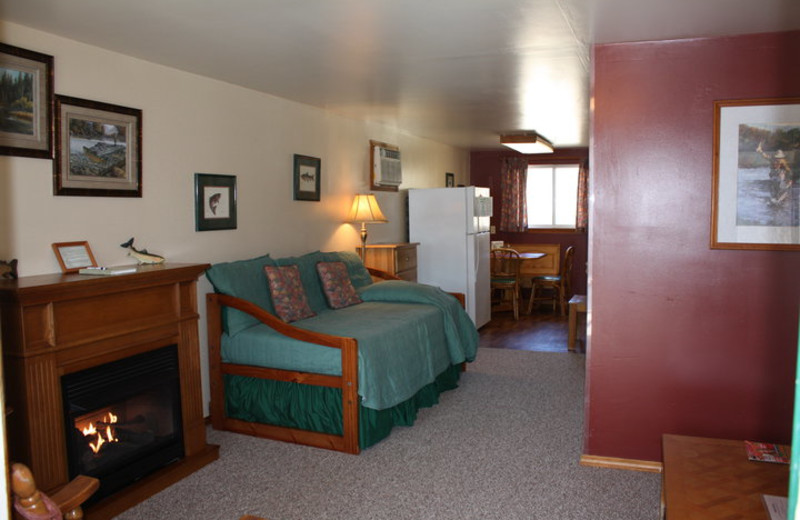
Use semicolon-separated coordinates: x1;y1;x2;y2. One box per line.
3;0;799;150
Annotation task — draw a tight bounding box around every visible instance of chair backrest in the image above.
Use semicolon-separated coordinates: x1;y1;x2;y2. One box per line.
561;246;575;296
490;248;521;281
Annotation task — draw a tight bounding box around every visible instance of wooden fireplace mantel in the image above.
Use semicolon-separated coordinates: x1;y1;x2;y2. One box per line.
0;263;219;520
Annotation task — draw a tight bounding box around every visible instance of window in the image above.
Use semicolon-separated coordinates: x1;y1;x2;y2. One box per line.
526;164;580;229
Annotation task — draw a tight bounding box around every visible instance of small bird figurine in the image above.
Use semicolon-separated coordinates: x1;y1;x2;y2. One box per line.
120;238;165;264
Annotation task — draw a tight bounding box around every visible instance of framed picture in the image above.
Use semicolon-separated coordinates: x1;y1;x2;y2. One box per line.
52;241;97;273
711;97;800;251
0;43;54;158
54;95;142;197
293;154;321;201
446;172;455;187
195;173;237;231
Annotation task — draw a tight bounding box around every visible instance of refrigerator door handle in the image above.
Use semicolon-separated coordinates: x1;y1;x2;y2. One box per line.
474;236;481;273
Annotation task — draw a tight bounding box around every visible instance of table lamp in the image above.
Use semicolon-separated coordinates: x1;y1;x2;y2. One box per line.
347;193;388;263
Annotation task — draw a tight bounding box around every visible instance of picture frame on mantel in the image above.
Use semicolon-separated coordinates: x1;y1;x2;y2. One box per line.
711;97;800;251
54;95;142;197
0;42;54;158
293;154;321;201
52;241;97;273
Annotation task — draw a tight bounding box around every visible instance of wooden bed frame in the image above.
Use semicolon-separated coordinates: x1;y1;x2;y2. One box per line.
207;267;466;455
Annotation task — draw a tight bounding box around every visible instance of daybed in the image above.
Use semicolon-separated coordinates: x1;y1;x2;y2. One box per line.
205;250;478;454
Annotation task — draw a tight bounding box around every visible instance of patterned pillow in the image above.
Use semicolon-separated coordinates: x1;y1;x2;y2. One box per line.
263;265;315;322
316;261;363;309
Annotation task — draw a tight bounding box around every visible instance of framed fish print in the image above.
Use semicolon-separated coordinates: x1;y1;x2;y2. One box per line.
711;97;800;251
293;154;321;201
195;173;237;231
0;43;54;158
54;95;142;197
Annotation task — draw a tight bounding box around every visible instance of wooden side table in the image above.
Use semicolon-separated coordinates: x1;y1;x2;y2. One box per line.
567;294;586;352
662;434;789;519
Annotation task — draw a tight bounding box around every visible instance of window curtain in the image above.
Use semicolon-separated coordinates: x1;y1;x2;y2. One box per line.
576;160;589;231
499;157;529;232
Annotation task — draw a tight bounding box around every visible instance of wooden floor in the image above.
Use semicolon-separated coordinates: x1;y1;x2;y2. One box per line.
480;301;584;353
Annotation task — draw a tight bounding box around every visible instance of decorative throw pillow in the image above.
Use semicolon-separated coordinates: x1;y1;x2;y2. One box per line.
316;261;363;309
263;265;315;322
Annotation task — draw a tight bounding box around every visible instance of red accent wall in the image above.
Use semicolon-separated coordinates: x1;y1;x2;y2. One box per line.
588;31;800;462
470;148;589;295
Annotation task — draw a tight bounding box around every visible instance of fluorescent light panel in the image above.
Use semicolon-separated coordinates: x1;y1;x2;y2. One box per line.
500;133;554;154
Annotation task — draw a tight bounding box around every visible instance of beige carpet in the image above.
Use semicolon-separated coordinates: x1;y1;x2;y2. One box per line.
114;348;661;519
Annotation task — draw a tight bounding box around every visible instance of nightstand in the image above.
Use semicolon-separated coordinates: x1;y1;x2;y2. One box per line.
357;243;419;282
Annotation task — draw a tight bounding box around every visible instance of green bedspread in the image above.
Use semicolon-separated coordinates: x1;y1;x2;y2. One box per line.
221;281;478;411
359;280;479;365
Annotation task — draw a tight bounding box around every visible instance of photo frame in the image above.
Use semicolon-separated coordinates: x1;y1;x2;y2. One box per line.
52;241;97;273
446;172;455;187
0;43;54;158
195;173;237;231
54;95;142;197
711;97;800;251
293;154;321;201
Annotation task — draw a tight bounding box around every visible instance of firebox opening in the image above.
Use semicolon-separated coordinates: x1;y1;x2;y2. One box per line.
62;344;184;504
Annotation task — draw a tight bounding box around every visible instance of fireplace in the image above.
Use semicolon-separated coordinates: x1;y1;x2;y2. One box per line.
1;263;219;520
62;344;184;504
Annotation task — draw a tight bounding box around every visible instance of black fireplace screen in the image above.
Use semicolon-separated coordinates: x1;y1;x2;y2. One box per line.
61;344;185;503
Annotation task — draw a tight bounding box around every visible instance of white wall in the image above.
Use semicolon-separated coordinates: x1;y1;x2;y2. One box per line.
0;21;469;415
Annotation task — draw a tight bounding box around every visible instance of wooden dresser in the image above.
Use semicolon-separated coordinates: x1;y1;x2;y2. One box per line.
662;434;789;519
357;243;419;282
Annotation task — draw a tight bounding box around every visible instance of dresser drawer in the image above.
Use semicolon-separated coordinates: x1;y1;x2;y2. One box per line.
358;243;419;282
396;268;417;282
395;246;417;272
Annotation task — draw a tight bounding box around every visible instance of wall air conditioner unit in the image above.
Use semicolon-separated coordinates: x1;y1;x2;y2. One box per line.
372;144;402;188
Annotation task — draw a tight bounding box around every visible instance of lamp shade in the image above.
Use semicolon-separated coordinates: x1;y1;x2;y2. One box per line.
500;132;554;154
347;194;388;223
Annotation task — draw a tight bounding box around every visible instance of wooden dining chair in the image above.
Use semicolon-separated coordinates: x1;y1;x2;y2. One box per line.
527;245;574;316
490;248;522;320
10;462;99;520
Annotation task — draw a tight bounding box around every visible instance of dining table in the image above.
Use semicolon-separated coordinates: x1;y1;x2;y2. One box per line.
516;252;545;260
490;251;547;318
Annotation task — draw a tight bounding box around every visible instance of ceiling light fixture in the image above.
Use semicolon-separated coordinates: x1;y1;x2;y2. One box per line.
500;132;554;154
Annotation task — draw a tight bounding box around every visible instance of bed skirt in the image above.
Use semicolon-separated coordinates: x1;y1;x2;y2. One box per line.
224;363;462;450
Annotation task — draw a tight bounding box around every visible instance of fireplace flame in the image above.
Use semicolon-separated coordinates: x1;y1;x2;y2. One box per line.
82;412;119;454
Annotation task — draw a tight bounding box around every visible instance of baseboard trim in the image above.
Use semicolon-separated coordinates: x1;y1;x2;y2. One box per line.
580;454;663;473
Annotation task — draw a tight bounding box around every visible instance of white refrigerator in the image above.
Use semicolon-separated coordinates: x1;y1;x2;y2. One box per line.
408;186;492;328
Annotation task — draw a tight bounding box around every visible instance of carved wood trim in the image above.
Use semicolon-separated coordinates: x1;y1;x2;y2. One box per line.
206;292;361;454
0;263;218;517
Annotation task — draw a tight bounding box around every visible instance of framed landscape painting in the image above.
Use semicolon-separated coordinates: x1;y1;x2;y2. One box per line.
711;97;800;251
0;43;54;158
54;95;142;197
